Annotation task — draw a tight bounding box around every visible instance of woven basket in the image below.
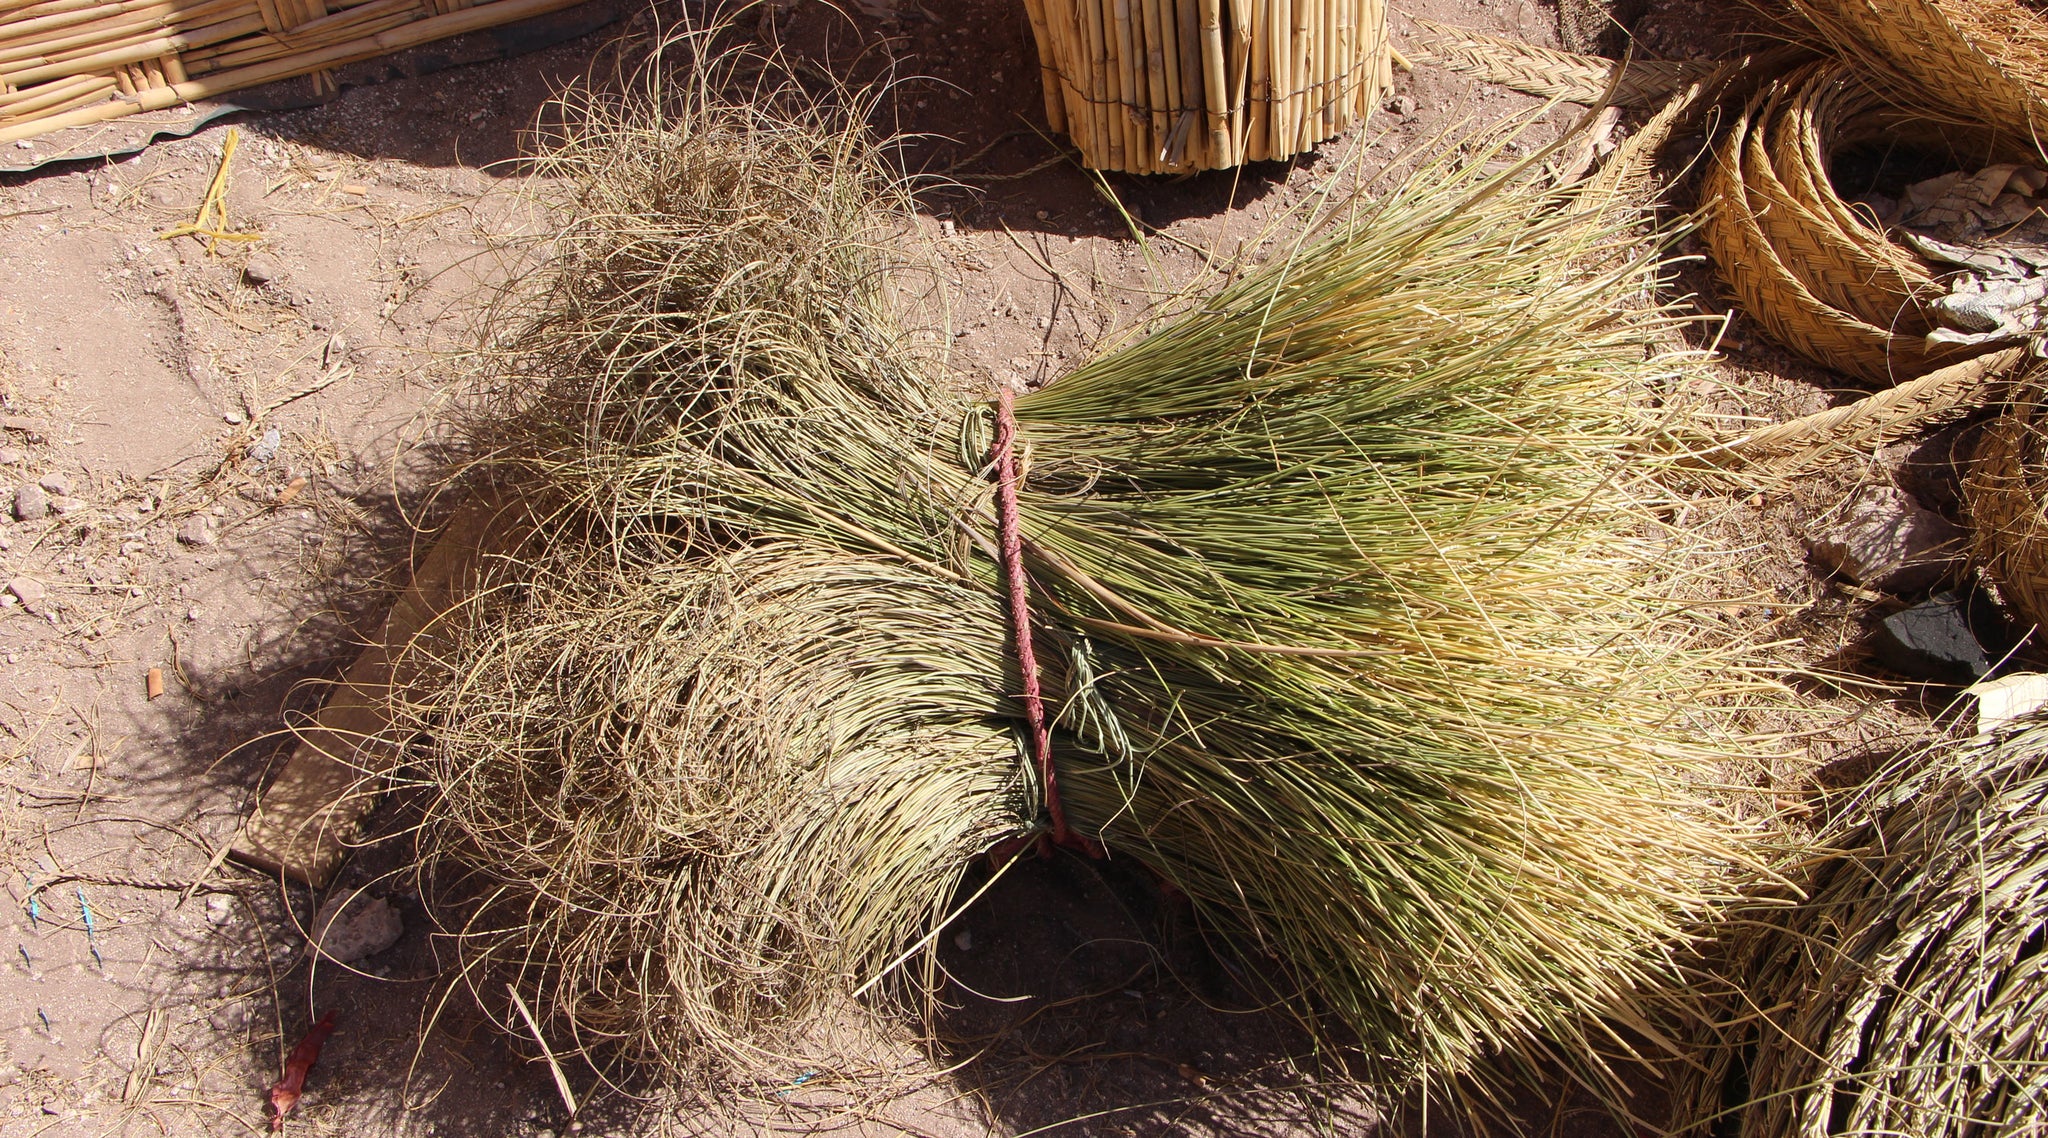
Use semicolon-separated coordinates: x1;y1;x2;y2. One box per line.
1786;0;2048;147
1702;60;2019;385
0;0;588;144
1968;377;2048;633
1672;723;2048;1136
1019;0;1392;173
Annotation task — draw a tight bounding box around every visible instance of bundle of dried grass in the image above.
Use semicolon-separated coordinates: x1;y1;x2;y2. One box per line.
1672;719;2048;1136
397;45;1768;1119
1019;0;1392;172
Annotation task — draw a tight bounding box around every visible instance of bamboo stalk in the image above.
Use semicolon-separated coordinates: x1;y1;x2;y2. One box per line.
0;11;258;84
1152;0;1182;169
1247;0;1268;160
0;0;243;67
5;65;106;111
111;60;132;90
1196;0;1227;166
0;68;105;115
0;0;233;44
1220;0;1236;162
1138;0;1166;165
0;0;585;143
1079;0;1111;169
1171;0;1199;166
1291;0;1310;152
1019;0;1065;132
1051;0;1094;159
1110;0;1139;171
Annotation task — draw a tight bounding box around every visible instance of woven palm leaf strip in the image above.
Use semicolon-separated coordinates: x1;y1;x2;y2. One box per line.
1673;719;2048;1136
1406;19;1714;108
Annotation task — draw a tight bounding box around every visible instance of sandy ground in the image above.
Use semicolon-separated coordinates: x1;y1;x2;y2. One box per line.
0;0;1954;1134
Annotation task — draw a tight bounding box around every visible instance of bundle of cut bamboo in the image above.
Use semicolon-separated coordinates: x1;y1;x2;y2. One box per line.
0;0;589;144
1020;0;1392;172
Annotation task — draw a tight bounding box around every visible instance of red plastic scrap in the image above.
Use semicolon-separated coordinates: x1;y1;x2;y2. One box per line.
269;1010;337;1129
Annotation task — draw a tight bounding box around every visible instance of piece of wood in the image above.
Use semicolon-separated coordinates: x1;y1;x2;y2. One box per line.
231;493;531;887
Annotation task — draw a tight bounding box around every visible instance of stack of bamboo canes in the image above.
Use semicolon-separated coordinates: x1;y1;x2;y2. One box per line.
1020;0;1392;173
0;0;589;144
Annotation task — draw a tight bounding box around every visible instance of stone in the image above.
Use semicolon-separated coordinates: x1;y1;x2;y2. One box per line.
247;427;281;465
5;577;46;615
176;517;215;547
0;448;21;465
1968;672;2048;736
36;472;69;496
13;482;47;521
1806;485;1964;595
310;889;403;964
1385;94;1416;118
242;254;279;287
1872;593;1992;682
46;496;83;516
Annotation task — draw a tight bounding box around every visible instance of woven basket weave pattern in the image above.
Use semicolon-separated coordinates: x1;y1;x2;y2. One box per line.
1969;382;2048;633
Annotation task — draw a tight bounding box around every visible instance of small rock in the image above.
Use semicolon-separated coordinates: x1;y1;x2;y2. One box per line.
205;895;232;924
0;448;21;465
46;495;83;516
176;517;215;547
1872;593;1991;682
1385;94;1417;118
13;482;48;521
1969;672;2048;736
37;472;69;496
242;254;279;287
952;929;973;951
222;410;246;425
0;1063;20;1087
310;888;403;964
248;428;281;465
1806;485;1964;594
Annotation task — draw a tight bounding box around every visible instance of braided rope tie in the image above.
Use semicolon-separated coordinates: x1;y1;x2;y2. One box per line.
991;386;1102;861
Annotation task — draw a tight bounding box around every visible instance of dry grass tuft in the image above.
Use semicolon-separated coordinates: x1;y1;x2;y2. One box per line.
394;35;1783;1124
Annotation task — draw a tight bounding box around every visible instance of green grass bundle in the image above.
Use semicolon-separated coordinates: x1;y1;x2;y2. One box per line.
1673;721;2048;1136
402;50;1764;1115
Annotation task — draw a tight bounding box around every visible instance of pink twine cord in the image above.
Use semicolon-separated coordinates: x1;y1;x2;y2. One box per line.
992;387;1101;859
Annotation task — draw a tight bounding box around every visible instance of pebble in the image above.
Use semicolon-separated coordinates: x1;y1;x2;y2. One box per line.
12;482;48;521
222;410;246;425
206;895;232;924
0;448;21;465
37;472;69;496
310;889;403;963
1386;94;1417;118
176;517;215;547
5;577;44;612
242;255;279;287
47;495;83;516
248;428;281;464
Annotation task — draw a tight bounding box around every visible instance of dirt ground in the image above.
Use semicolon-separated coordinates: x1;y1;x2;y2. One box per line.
0;0;1970;1134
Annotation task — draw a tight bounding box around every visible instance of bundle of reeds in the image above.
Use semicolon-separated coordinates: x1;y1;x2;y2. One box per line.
0;0;589;144
397;49;1766;1118
1672;720;2048;1136
1020;0;1392;172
